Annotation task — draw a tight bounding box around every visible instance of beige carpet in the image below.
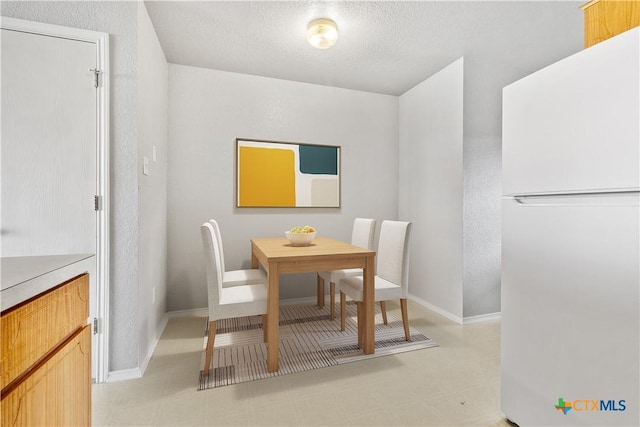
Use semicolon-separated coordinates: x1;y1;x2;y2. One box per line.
198;301;438;390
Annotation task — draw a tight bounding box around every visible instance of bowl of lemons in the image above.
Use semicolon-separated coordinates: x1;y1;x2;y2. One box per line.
285;225;316;246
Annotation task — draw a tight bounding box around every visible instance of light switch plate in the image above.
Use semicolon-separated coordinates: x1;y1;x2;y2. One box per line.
143;156;149;175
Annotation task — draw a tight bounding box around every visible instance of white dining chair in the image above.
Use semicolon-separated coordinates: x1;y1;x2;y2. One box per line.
201;222;268;376
338;220;412;346
209;219;267;286
317;218;376;320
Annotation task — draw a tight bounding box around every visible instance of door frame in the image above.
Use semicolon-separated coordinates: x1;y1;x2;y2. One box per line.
1;17;111;383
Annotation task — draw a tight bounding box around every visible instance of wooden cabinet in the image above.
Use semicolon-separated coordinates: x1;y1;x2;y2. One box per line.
581;0;640;48
1;274;91;426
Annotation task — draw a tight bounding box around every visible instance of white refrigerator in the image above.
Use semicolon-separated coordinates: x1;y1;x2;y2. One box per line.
501;27;640;427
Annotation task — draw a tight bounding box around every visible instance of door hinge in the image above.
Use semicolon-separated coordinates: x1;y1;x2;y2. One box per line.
89;68;101;88
94;195;100;211
93;317;99;335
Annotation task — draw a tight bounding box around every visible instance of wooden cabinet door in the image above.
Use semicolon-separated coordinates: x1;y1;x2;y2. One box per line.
582;0;640;47
1;326;91;427
1;274;88;390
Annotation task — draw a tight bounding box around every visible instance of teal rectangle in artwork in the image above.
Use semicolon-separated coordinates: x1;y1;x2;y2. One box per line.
299;145;338;175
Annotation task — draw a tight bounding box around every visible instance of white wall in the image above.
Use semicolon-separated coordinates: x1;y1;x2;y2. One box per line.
1;1;140;372
137;2;168;373
167;65;399;312
399;58;464;322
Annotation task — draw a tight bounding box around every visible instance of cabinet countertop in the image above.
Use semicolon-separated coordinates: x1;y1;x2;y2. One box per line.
1;254;95;312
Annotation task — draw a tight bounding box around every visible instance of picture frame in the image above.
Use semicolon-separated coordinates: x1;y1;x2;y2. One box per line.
236;138;341;208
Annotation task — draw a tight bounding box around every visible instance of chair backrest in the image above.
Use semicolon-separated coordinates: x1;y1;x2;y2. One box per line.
201;222;223;313
208;219;225;273
376;220;412;296
351;218;376;249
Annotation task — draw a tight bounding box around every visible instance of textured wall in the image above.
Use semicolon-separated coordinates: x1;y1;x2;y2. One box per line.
137;2;168;370
167;65;399;312
461;56;504;318
399;58;464;321
1;1;140;371
462;136;502;318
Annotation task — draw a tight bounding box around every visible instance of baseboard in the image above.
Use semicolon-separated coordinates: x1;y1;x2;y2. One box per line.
463;311;501;324
139;312;169;376
407;294;463;325
407;294;501;325
106;367;143;383
168;307;208;317
106;312;169;383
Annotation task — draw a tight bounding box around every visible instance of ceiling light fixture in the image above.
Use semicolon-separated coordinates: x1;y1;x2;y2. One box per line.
306;18;338;49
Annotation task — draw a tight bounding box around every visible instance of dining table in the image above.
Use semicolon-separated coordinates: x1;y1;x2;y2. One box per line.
251;236;376;373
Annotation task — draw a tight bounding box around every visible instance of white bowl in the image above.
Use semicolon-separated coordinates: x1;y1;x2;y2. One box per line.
285;231;316;246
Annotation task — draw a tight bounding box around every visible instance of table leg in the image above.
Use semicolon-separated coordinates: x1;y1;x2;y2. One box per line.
266;262;280;372
251;250;258;269
317;274;325;308
362;253;375;354
251;248;267;342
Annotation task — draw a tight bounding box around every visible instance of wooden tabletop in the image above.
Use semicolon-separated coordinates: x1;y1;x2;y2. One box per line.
251;237;374;275
251;236;373;259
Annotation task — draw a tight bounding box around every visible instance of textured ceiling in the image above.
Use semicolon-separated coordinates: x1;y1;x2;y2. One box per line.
144;1;584;96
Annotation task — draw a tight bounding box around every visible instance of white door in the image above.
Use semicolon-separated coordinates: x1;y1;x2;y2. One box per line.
1;29;98;378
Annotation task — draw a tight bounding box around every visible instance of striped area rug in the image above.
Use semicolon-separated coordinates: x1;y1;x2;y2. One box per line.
198;302;438;390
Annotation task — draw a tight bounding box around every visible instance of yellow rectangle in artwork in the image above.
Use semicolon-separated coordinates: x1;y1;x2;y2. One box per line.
239;146;296;206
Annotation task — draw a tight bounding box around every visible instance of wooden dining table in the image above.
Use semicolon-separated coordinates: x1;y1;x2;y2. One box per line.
251;236;376;373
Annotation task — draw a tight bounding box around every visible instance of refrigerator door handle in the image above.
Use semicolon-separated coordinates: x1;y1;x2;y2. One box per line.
511;191;640;207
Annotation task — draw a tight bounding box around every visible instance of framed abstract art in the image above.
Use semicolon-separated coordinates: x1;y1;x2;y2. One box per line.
236;138;341;208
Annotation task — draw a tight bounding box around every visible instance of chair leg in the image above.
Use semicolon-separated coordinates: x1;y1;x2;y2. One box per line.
317;274;325;308
380;301;388;325
340;291;346;331
262;314;268;342
356;302;362;349
400;298;410;341
203;320;216;376
330;282;336;320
